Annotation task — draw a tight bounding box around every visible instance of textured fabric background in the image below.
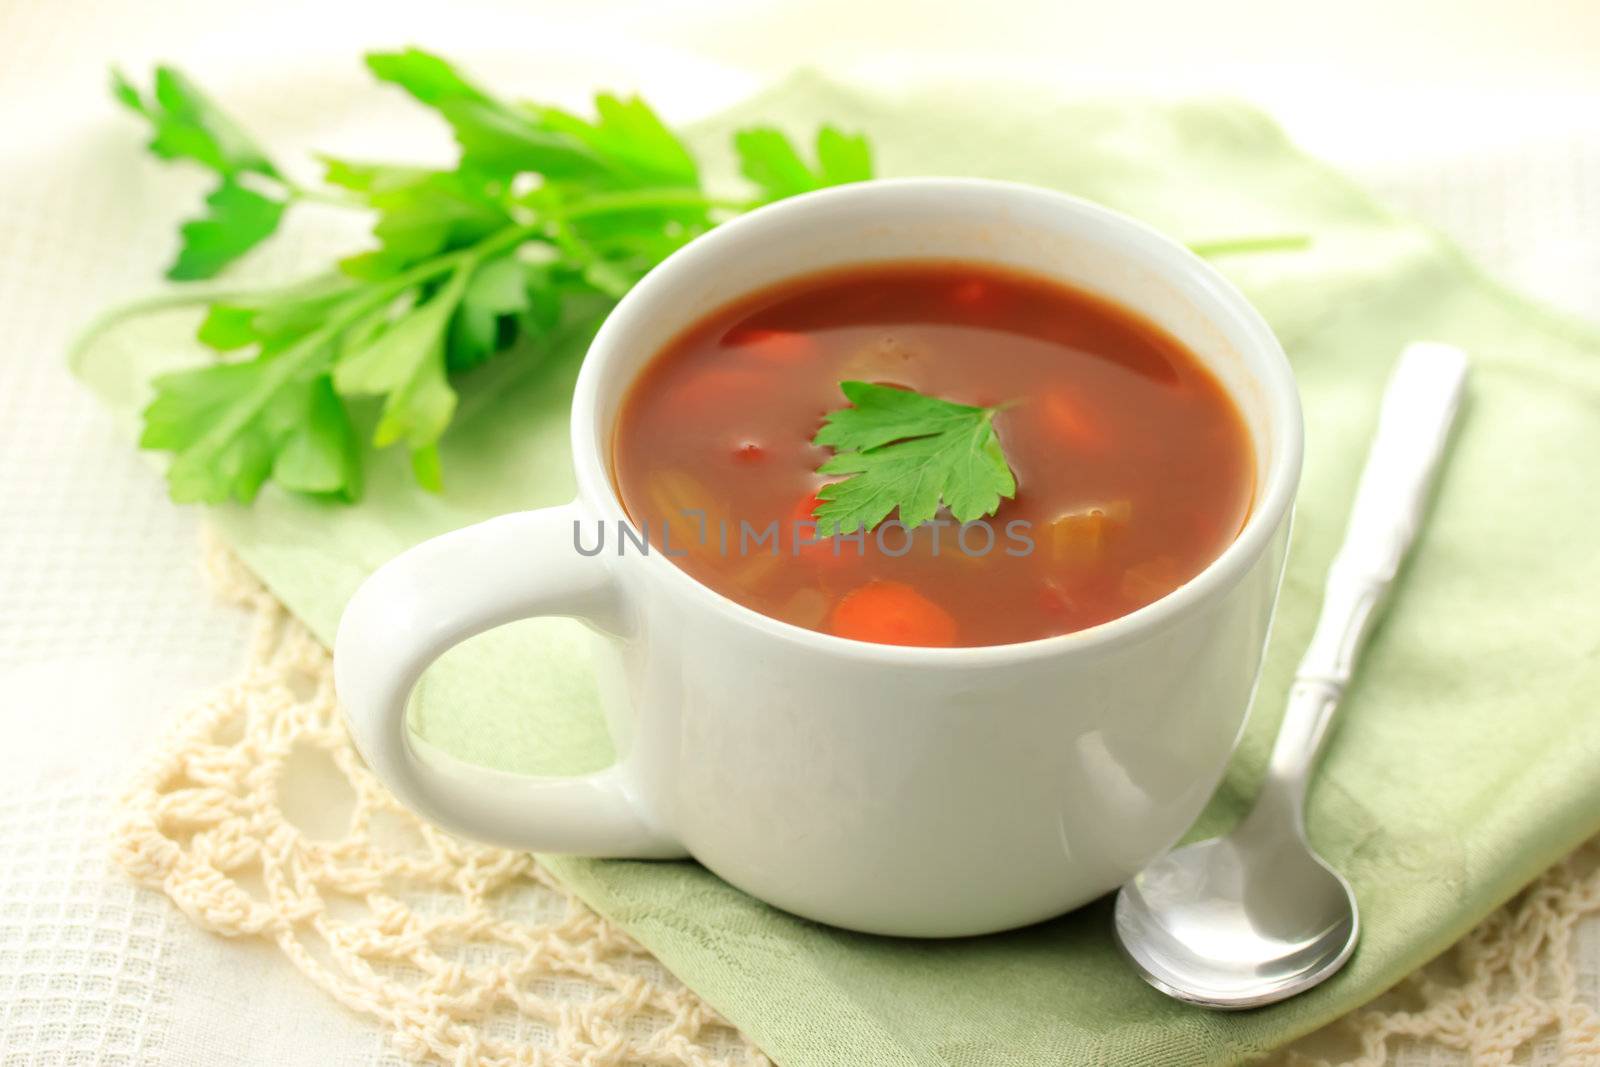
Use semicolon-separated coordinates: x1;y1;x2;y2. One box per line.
4;1;1600;1064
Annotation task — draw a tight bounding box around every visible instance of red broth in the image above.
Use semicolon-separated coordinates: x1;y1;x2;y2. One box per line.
610;262;1255;647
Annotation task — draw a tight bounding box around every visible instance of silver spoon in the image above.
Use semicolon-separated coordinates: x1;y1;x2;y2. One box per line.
1115;341;1469;1009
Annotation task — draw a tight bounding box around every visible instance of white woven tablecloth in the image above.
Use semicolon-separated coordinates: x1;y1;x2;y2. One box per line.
2;2;1597;1063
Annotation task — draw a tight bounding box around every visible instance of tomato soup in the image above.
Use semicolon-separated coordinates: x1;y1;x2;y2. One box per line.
610;262;1254;647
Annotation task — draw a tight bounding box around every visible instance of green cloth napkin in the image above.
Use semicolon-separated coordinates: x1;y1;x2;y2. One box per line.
75;75;1600;1066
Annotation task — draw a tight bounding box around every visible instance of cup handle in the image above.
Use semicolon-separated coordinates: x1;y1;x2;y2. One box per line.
333;502;686;858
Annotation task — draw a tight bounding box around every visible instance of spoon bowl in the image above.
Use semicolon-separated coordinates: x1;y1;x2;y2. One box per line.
1114;798;1359;1008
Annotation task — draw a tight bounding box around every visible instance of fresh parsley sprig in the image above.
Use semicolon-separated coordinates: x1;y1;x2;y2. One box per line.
96;49;874;504
811;382;1016;535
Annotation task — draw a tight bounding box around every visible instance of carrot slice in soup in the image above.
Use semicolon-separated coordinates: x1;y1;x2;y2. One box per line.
791;490;852;564
1040;388;1106;450
830;580;959;647
792;490;821;523
950;278;991;308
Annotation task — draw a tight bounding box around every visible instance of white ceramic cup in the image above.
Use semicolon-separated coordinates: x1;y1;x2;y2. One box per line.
334;178;1303;938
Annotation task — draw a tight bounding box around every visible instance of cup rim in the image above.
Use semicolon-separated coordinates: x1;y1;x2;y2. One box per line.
571;177;1303;667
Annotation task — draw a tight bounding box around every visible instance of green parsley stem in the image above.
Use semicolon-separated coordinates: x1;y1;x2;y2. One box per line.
557;188;748;219
72;221;540;369
1188;233;1313;257
68;288;247;377
285;182;367;210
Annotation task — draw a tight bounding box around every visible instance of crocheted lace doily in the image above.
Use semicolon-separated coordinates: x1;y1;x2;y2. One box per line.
111;535;1600;1066
112;536;769;1067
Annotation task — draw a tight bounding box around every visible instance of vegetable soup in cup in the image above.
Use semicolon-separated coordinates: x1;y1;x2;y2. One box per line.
612;261;1255;647
337;179;1302;936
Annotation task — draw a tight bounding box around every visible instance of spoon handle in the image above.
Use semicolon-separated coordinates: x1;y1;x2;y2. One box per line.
1265;342;1469;794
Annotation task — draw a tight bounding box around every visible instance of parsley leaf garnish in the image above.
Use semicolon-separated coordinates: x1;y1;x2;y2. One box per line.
811;382;1017;534
91;50;876;505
